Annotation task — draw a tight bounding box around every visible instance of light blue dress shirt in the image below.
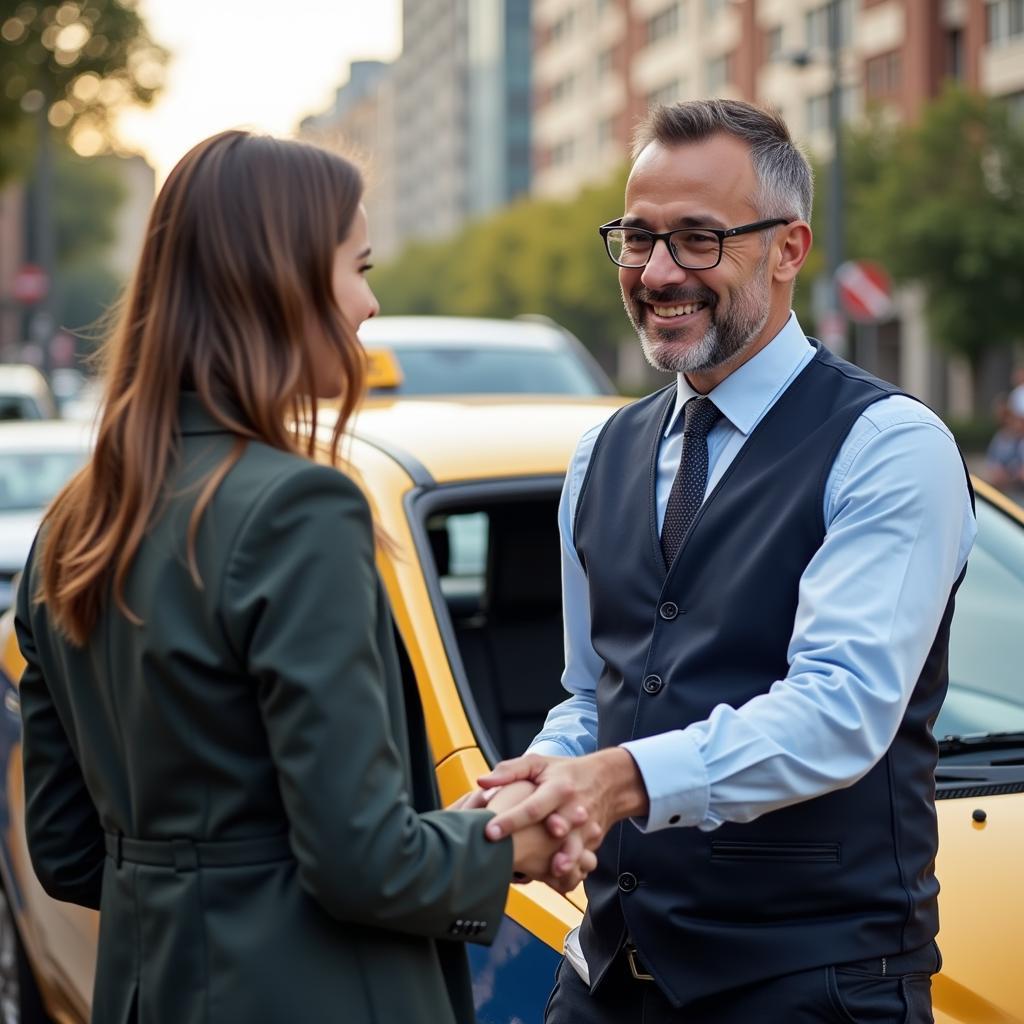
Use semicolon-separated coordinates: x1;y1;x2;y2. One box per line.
529;313;977;833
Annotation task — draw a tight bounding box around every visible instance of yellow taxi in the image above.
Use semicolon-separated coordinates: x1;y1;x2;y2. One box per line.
0;394;1021;1024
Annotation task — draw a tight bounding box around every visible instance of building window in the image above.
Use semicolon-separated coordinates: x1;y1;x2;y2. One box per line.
805;0;854;52
806;87;857;134
946;29;964;80
645;2;683;45
764;25;784;62
864;50;902;101
597;46;616;79
706;53;732;93
551;72;576;103
704;0;728;20
806;92;830;135
550;7;577;43
597;115;617;146
647;78;683;108
986;0;1024;46
552;137;576;166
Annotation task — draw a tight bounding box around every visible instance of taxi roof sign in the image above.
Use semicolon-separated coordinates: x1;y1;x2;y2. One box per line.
365;347;403;390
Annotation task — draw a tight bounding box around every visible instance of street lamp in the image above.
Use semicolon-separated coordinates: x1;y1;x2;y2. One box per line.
784;0;847;354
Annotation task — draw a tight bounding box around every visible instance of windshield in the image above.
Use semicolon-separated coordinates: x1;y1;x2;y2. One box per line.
937;496;1024;740
0;450;87;512
370;347;603;396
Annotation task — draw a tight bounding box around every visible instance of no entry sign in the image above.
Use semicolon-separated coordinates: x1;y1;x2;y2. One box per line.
11;264;49;305
835;260;893;324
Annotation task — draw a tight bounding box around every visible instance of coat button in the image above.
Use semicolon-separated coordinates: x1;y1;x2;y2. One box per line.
618;872;638;893
659;602;678;620
642;674;663;695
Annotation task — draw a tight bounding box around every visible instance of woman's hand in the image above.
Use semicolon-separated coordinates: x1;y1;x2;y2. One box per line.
489;781;598;894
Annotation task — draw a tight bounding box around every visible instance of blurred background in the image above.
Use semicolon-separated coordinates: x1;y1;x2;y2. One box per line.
1;0;1023;457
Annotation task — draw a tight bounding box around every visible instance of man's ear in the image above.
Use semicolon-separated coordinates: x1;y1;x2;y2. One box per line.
772;222;813;284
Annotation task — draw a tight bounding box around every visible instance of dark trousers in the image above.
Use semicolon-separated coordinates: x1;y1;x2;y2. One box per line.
545;944;939;1024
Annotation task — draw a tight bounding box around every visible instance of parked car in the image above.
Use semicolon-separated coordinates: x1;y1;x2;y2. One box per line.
359;315;616;397
0;396;1021;1023
0;366;57;422
0;421;93;614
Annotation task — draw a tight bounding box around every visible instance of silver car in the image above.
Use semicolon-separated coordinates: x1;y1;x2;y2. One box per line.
0;420;93;611
358;315;616;397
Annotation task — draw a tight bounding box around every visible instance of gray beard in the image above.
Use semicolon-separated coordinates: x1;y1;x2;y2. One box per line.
627;255;772;375
636;305;769;374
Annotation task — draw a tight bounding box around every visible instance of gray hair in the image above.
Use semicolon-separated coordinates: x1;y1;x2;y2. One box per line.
632;99;813;224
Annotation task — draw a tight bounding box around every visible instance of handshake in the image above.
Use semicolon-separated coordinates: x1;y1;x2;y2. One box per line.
451;748;649;895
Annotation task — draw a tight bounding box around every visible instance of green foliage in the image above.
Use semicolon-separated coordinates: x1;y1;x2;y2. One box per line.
54;143;126;264
819;86;1024;364
371;168;633;363
0;0;167;182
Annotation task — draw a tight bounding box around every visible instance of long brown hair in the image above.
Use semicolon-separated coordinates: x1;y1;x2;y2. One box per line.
39;130;368;644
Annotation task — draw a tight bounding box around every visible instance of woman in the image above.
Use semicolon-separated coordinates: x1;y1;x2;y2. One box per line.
15;131;583;1024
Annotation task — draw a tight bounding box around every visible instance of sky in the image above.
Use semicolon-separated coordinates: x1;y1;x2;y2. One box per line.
114;0;402;183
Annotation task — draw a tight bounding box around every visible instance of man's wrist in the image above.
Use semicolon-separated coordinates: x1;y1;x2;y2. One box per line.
599;747;649;822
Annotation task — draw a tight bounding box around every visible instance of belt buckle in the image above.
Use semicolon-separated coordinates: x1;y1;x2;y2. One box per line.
625;944;654;982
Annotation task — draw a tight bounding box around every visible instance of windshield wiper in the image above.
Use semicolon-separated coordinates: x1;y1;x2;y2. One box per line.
938;731;1024;755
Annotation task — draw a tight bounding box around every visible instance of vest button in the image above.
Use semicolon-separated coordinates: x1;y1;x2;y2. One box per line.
642;674;663;695
659;601;679;620
618;872;638;893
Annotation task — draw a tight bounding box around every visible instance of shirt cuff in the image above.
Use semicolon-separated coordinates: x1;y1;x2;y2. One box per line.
526;739;576;758
620;729;709;832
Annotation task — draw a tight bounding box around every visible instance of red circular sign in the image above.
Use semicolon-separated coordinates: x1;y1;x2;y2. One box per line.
11;263;49;305
835;260;893;324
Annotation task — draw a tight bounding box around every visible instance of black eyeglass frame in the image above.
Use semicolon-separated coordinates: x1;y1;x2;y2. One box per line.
598;217;793;270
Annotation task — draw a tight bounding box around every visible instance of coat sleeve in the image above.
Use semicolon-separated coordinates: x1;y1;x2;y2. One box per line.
221;464;513;943
15;554;105;910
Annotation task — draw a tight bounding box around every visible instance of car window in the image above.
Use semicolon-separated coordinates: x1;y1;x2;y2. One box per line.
0;450;87;512
938;497;1024;739
374;347;602;396
0;395;46;421
424;496;565;760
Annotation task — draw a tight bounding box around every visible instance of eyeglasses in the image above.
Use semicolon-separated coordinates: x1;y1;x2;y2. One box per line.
599;218;792;270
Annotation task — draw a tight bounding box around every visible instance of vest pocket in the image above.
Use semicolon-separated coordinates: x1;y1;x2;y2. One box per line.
710;840;841;863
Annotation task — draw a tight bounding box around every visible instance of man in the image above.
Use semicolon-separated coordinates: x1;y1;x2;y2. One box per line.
480;100;975;1023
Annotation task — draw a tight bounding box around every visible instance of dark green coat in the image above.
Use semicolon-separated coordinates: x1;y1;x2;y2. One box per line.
15;394;512;1024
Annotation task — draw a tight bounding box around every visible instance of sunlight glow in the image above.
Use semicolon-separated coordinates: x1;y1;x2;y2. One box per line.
115;0;402;183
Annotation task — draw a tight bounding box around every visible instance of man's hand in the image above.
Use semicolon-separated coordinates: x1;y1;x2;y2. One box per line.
478;749;649;848
486;780;600;894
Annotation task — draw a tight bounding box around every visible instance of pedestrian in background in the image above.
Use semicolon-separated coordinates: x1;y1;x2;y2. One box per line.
984;386;1024;501
479;99;976;1024
14;130;591;1024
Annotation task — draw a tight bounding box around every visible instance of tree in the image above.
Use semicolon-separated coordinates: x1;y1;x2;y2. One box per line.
816;87;1024;375
53;145;126;341
0;0;167;182
370;167;633;369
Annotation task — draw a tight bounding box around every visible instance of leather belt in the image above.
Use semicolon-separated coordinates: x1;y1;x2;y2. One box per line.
105;832;292;872
624;943;655;982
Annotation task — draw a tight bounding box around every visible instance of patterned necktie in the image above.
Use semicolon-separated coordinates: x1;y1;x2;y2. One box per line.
660;396;722;566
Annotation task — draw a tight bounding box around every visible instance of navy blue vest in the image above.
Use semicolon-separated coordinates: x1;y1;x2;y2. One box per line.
575;344;963;1006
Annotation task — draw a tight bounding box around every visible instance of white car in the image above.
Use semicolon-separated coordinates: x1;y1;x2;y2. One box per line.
0;420;93;611
0;365;58;421
358;315;616;397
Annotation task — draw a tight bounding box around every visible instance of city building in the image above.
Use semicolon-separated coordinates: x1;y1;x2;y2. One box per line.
393;0;532;247
300;61;400;261
534;0;1023;195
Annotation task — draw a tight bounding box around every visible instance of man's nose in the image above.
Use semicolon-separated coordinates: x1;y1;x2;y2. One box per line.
641;238;691;290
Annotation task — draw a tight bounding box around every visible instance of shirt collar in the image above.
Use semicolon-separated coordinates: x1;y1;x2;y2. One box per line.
664;311;813;438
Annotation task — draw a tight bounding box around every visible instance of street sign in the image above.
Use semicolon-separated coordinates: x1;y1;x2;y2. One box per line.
11;263;49;305
835;260;893;324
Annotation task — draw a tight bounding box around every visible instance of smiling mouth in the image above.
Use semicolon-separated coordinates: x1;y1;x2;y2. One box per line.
648;301;709;319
